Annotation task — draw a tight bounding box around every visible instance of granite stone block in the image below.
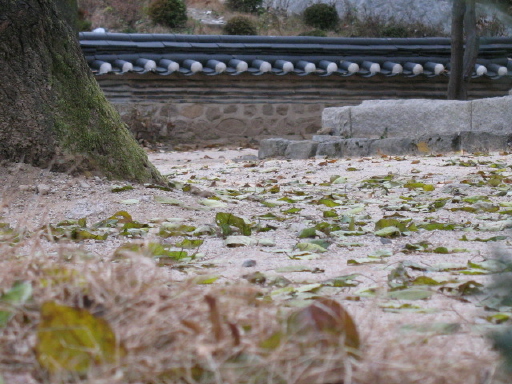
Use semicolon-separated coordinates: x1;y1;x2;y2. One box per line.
284;140;318;159
258;138;290;159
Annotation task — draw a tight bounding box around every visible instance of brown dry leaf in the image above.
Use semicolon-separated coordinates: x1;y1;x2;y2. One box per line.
204;294;223;342
286;297;360;352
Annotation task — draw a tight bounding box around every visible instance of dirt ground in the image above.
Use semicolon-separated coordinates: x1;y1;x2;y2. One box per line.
2;147;512;383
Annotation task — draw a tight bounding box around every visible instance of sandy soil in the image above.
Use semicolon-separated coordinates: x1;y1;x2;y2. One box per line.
2;147;512;381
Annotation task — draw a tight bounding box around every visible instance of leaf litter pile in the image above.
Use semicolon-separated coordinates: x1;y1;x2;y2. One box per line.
2;148;512;383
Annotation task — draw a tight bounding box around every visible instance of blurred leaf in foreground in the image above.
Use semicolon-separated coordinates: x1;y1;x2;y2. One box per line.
0;281;32;327
36;302;124;374
286;297;360;353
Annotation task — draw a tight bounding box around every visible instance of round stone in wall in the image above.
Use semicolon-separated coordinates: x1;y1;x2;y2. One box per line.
181;104;205;119
223;105;238;114
206;107;222;121
214;118;246;134
262;104;274;116
244;105;258;117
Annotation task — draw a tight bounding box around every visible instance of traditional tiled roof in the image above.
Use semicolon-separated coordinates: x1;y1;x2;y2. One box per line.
80;32;512;78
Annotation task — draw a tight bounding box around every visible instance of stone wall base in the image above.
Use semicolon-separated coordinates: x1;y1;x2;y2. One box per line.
99;73;511;147
113;102;324;146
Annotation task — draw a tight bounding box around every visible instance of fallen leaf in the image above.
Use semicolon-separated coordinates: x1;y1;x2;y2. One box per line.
387;288;434;300
316;198;341;207
286;297;360;352
324;274;361;287
216;212;252;236
0;281;32;327
175;239;204;249
416;142;430;153
348;257;387;265
379;303;437;313
200;199;227;208
192;276;219;284
275;266;325;273
154;196;183;206
36;302;124;373
404;181;435;191
374;226;401;238
111;185;133;193
295;242;328;253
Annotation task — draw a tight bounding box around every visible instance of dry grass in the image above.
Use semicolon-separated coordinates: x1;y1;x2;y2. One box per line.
0;246;356;384
0;241;500;384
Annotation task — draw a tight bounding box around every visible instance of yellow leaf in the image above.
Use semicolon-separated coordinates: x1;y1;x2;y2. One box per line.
36;302;124;374
416;142;430;153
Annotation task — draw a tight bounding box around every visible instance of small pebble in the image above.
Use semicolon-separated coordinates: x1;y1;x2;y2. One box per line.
36;184;51;195
380;238;392;244
242;259;257;267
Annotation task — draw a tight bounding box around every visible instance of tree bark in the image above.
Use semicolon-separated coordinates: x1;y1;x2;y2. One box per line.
447;0;479;100
0;0;165;184
463;0;479;80
448;0;466;100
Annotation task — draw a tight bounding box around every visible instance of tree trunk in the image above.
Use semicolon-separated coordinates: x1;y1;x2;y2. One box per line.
447;0;479;100
0;0;165;184
463;0;479;80
448;0;466;100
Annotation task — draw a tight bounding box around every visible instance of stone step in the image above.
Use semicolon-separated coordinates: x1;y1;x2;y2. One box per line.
258;132;512;159
259;95;512;159
321;95;512;139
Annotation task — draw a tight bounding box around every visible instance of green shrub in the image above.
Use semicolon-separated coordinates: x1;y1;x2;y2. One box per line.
381;24;409;38
77;8;92;31
298;29;328;37
147;0;187;29
223;16;257;35
303;3;339;31
226;0;263;14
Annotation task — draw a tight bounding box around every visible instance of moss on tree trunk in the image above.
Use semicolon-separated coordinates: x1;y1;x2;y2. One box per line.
0;0;165;184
